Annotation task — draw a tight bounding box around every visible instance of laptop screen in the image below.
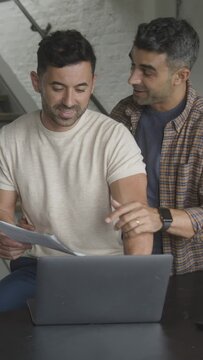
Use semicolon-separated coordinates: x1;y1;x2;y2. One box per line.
27;254;173;325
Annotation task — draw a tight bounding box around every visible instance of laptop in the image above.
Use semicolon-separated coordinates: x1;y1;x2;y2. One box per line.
27;254;173;325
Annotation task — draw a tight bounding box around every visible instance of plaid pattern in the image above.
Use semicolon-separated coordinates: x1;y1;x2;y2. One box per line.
111;82;203;274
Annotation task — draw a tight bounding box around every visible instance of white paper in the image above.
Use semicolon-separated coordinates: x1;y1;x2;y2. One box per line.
0;221;84;256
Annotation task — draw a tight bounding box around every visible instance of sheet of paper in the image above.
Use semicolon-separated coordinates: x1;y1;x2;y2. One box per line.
0;221;84;256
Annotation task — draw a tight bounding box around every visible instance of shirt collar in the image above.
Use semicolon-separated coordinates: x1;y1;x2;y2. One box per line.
171;81;199;133
124;81;199;134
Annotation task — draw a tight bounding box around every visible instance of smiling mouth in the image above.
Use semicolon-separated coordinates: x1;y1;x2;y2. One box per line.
133;88;148;98
58;108;76;119
133;88;146;93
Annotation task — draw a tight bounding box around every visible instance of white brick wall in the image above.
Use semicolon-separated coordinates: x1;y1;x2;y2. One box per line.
0;0;176;113
5;1;203;112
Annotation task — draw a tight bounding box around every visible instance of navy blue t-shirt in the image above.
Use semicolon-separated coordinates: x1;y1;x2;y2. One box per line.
135;99;186;253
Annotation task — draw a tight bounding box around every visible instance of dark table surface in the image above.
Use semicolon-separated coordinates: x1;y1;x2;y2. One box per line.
1;271;203;360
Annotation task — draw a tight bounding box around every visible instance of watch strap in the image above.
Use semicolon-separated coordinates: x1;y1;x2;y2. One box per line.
158;207;173;231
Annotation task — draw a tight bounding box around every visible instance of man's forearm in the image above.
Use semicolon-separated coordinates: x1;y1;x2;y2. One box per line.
0;209;15;224
123;232;153;255
166;209;195;238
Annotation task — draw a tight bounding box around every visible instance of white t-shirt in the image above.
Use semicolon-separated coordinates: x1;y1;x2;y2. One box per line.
0;109;145;257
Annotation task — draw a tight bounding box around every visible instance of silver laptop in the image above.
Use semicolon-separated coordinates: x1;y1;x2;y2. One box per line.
27;254;173;325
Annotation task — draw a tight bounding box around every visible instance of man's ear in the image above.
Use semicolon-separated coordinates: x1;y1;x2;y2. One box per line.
30;71;41;93
91;74;96;94
173;67;190;85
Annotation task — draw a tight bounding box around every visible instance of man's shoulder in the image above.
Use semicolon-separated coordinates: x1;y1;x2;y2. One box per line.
187;83;203;114
86;108;120;126
193;96;203;112
188;95;203;127
110;95;141;123
1;110;40;133
85;109;130;137
112;95;135;111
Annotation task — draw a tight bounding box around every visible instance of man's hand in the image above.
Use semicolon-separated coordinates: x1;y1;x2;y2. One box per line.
105;199;162;235
0;189;33;259
105;199;153;255
106;199;196;240
18;216;35;231
0;216;34;260
0;232;32;260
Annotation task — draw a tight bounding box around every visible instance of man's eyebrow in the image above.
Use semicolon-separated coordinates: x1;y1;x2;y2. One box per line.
50;81;64;86
129;62;157;72
128;55;156;72
75;82;88;87
50;81;88;87
140;64;157;72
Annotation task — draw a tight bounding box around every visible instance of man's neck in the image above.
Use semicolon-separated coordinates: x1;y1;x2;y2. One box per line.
150;83;187;112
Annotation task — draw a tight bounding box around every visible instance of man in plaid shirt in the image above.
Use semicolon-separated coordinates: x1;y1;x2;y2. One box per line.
108;17;203;274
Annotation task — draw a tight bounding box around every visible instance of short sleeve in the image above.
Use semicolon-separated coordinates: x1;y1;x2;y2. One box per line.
106;123;145;184
0;127;16;191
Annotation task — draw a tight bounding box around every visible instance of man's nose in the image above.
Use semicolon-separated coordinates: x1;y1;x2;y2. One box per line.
62;90;74;107
128;69;142;85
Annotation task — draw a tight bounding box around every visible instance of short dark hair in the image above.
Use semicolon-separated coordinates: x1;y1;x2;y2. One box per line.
37;29;96;75
134;17;199;70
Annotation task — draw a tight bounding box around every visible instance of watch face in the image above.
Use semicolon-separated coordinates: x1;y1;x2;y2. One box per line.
159;208;173;221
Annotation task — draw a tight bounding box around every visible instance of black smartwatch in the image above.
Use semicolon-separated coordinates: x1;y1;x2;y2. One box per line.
158;207;173;231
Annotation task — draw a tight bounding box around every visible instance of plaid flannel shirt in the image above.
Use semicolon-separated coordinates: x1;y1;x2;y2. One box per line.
111;82;203;274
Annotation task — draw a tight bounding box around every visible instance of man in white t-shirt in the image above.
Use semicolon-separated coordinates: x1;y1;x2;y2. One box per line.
0;30;152;311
